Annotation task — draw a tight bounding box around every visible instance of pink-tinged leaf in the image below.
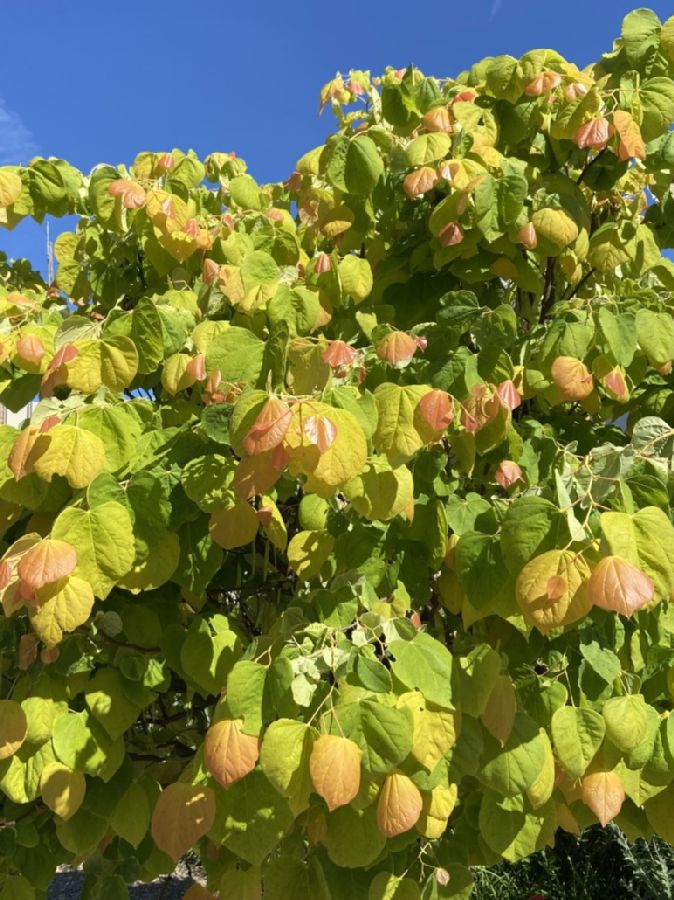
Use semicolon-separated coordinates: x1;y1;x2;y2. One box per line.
496;380;522;410
41;343;79;396
322;340;358;368
524;71;562;96
186;354;207;382
517;223;538;250
461;383;501;433
658;361;672;376
575;117;614;151
183;218;200;238
17;539;77;592
303;415;337;452
233;453;283;499
436;870;450;888
438;161;460;182
243;398;293;456
414;335;428;352
376;332;419;365
418;389;454;431
271;443;289;472
108;178;146;209
18;634;38;671
453;90;476;103
602;369;628;403
15;335;45;365
438;222;464;247
39;416;61;433
202;258;220;284
314;252;332;274
546;575;568;601
495;460;524;489
588;556;654;617
157;153;175;171
564;83;589;100
403;167;439;199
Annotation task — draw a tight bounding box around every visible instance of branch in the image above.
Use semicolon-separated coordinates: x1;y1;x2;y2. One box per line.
576;148;608;185
540;258;556;322
564;267;596;302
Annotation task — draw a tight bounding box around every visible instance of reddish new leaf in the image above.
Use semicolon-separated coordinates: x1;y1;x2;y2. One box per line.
588;556;654;617
418;389;454;431
243;398;292;456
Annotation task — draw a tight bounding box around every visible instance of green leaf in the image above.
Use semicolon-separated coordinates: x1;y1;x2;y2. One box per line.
51;501;135;599
550;706;605;779
389;632;453;708
259;719;316;814
330;699;413;774
621;8;661;70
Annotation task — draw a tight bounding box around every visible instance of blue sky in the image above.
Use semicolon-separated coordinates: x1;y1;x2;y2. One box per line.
1;0;672;273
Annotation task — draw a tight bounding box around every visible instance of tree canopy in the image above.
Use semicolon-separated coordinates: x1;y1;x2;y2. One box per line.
1;7;674;898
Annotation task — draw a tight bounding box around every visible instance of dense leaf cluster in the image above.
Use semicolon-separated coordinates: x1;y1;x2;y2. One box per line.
1;7;674;898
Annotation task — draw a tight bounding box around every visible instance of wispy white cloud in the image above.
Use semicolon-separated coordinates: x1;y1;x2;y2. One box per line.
489;0;503;20
0;99;38;165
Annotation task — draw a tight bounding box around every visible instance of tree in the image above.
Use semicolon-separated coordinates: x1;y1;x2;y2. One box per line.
1;7;674;898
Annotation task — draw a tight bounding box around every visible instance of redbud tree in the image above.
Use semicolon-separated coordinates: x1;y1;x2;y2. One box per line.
1;7;674;899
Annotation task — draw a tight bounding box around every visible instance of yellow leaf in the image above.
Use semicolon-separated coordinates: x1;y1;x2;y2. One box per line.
396;692;458;771
344;460;414;521
40;763;86;821
416;783;457;838
151;783;215;862
377;772;422;837
526;732;555;809
531;208;579;248
284;402;367;497
204;719;260;789
30;425;106;490
29;576;95;647
516;550;591;633
338;255;373;303
481;674;516;744
287;530;335;581
257;496;287;551
66;337;138;394
0;700;27;760
209;502;259;550
309;734;362;811
373;383;431;465
0;170;22;208
581;769;625;826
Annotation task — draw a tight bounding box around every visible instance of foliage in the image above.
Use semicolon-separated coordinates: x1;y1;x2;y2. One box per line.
1;7;674;898
472;825;674;899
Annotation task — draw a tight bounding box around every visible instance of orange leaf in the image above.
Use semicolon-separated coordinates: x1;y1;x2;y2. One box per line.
581;770;625;826
551;356;593;401
377;772;422;837
588;556;654;617
242;398;292;456
309;734;362;811
8;427;40;480
209;502;259;549
423;106;453;132
233;452;283;499
418;389;454;431
15;335;45;366
375;332;419;365
151;783;215;862
437;222;464;246
203;719;260;789
17;538;77;592
516;222;538;250
612;110;646;162
403;167;439;199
